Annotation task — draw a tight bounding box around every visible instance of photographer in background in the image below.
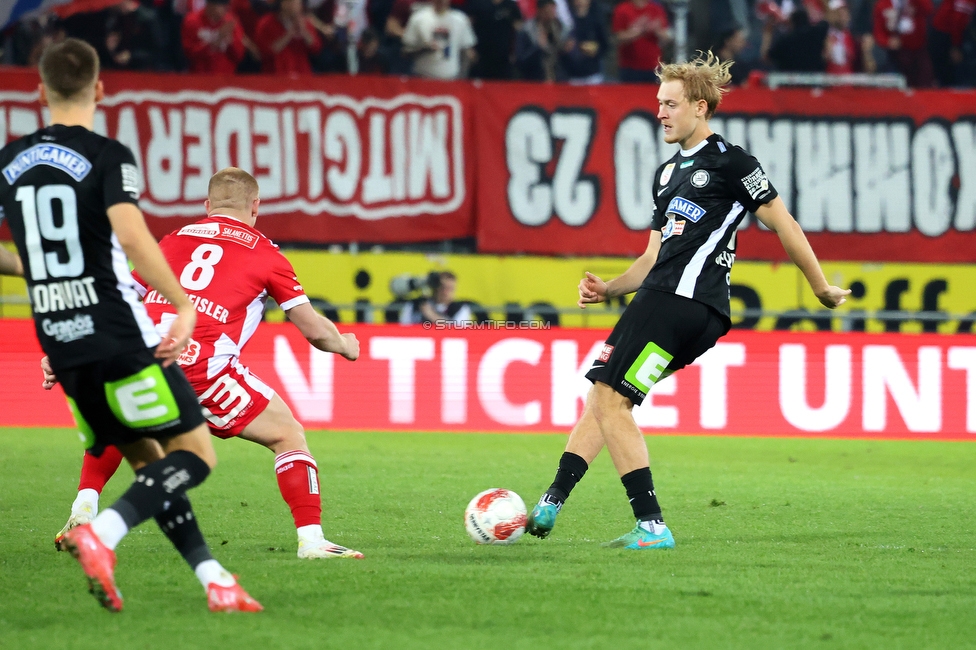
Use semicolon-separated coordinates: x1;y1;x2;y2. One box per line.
392;271;473;325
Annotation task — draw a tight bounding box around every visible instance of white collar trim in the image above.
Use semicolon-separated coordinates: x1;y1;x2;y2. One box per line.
680;138;710;157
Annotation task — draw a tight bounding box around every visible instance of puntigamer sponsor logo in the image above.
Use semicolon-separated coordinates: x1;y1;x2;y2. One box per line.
2;144;92;184
42;314;95;342
666;197;706;223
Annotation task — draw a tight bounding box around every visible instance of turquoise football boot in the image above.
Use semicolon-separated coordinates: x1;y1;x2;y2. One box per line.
603;522;675;550
526;502;559;539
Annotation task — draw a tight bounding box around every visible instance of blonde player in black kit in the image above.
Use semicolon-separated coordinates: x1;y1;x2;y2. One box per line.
0;39;261;611
526;52;851;549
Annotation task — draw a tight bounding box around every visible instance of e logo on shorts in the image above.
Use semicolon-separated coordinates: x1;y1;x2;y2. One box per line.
105;365;179;428
624;343;674;394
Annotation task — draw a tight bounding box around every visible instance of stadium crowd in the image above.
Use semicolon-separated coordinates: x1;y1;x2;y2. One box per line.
2;0;974;86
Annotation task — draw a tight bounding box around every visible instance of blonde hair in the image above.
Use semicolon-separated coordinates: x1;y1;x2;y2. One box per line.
656;52;733;119
208;167;259;211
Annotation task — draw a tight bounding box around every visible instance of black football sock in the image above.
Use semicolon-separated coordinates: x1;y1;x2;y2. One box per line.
542;452;589;509
154;493;214;569
621;467;663;523
109;450;211;529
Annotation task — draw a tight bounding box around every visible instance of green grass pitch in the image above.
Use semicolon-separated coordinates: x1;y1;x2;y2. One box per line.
2;428;975;649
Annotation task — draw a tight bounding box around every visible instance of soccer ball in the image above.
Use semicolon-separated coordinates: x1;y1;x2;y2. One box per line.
464;488;527;545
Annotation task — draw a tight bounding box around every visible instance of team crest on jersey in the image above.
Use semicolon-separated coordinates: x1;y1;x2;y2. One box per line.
177;223;258;249
2;144;92;184
665;196;706;223
661;217;686;242
691;170;710;188
659;163;676;186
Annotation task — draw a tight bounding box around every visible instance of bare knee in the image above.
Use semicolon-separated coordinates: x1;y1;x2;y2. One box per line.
589;383;633;422
118;439;165;472
268;418;308;455
162;425;218;469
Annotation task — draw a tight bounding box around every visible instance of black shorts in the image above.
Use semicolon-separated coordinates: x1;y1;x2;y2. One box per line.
585;288;728;406
57;347;205;456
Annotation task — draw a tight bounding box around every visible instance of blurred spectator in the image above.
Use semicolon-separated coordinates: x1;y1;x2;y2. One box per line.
373;0;418;73
255;0;323;73
182;0;247;73
848;0;878;71
515;0;564;79
231;0;274;39
467;0;523;79
560;0;608;82
612;0;671;83
395;272;473;325
929;0;976;86
356;26;391;70
402;0;477;78
764;8;828;71
307;0;344;71
713;25;752;83
824;0;857;72
60;6;110;53
2;14;64;66
102;0;165;70
873;0;934;86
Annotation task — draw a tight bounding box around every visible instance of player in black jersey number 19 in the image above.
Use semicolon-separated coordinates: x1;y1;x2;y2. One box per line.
0;39;261;611
525;53;851;549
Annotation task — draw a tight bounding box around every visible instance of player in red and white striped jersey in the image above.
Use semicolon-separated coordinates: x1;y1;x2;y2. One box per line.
50;168;363;560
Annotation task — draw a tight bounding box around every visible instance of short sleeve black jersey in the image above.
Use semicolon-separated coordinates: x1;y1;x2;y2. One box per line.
641;133;778;322
0;125;161;371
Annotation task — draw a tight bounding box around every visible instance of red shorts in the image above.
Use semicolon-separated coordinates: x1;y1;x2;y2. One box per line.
193;360;274;438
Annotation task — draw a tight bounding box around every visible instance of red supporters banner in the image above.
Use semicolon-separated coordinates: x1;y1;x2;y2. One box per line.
475;83;976;262
2;320;974;440
0;71;475;244
2;72;975;259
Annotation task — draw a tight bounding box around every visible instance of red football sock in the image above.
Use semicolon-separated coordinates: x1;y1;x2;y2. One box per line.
78;445;124;492
274;451;321;529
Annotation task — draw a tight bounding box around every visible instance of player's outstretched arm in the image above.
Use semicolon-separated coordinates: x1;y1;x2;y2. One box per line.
107;203;196;365
580;230;662;308
286;302;360;361
755;197;850;309
0;246;23;276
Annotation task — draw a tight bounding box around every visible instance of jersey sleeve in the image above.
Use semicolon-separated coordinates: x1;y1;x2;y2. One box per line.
100;141;141;208
724;147;779;213
266;248;310;311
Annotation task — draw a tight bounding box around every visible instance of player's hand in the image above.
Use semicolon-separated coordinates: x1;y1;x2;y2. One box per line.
40;355;58;390
816;285;851;309
339;333;360;361
578;271;608;308
156;307;197;367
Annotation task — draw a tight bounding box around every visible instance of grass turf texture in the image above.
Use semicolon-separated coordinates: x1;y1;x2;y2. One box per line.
1;429;975;649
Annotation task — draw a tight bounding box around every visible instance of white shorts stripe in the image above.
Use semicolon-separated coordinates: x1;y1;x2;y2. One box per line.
232;358;275;399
